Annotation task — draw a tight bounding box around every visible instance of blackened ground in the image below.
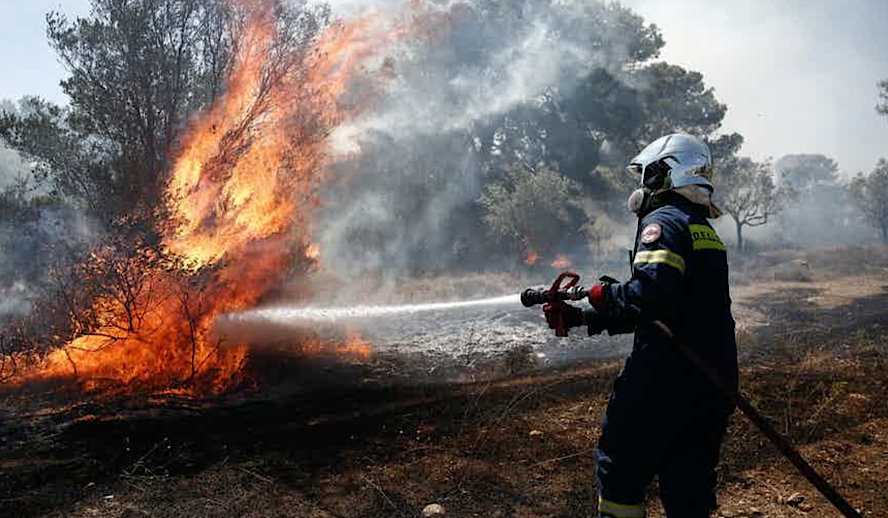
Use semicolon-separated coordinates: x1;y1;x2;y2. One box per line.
2;245;888;517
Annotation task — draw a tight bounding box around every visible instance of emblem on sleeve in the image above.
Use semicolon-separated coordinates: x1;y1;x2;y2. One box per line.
641;223;662;244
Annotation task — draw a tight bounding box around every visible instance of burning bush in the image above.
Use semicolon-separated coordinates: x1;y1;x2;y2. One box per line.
1;0;388;395
4;228;245;392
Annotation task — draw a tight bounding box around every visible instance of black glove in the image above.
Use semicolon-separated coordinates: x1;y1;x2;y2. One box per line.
583;307;608;336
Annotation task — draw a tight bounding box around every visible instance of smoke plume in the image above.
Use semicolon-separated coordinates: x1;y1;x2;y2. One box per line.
315;0;651;277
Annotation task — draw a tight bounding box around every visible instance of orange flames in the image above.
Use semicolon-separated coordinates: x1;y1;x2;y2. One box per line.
12;0;417;395
550;254;573;269
301;331;372;361
524;247;539;266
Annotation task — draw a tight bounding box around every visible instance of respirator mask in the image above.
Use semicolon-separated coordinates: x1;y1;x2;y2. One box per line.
626;187;649;215
625;158;673;216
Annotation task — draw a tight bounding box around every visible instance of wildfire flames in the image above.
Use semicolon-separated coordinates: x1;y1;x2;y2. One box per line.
550;254;573;269
10;0;454;395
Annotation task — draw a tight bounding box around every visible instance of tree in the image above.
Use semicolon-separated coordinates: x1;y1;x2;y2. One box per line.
0;97;118;216
773;154;853;244
45;0;238;212
775;154;839;190
850;159;888;243
478;164;584;263
478;61;732;196
715;157;785;252
470;0;728;196
633;63;727;144
0;0;332;385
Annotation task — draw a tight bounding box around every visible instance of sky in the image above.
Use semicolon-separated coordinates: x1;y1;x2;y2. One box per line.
0;1;90;104
1;0;886;175
624;0;888;175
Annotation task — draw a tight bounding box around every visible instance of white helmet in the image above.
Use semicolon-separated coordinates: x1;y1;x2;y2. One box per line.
627;133;714;192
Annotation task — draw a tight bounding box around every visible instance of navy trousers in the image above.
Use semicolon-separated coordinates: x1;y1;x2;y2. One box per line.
595;355;731;517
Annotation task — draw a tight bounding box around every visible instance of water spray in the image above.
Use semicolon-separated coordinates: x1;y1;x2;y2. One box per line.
223;294;520;325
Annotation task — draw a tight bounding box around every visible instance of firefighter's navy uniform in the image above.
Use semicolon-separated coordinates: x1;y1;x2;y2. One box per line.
593;193;738;518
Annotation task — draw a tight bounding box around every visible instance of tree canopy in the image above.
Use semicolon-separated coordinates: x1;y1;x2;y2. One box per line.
478;164;584;262
775;154;839;190
45;0;238;210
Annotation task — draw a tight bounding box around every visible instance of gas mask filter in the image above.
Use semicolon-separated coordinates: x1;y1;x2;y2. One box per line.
627;188;649;215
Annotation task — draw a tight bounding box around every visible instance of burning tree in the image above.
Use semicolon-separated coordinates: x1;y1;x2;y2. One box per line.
0;0;385;394
850;159;888;243
43;0;243;215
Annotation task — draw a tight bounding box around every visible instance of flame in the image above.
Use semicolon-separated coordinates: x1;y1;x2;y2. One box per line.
306;243;321;261
524;247;539;266
550;254;572;269
10;0;471;395
11;1;399;395
165;7;383;268
298;332;372;361
339;331;372;360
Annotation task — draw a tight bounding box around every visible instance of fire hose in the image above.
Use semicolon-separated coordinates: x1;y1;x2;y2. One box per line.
522;272;863;518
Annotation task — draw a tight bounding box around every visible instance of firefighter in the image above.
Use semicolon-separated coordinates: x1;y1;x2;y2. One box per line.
544;133;738;517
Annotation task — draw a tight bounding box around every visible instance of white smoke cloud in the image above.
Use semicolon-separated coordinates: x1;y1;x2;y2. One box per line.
316;0;645;276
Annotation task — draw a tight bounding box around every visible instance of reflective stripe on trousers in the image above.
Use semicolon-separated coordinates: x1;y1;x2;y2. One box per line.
599;495;645;518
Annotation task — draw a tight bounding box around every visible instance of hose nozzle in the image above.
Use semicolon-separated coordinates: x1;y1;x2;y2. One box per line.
520;286;588;307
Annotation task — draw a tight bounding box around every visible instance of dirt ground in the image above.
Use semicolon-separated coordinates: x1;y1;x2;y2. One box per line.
2;245;888;517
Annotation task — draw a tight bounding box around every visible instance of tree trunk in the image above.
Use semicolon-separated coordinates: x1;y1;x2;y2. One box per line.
736;222;744;253
881;225;887;244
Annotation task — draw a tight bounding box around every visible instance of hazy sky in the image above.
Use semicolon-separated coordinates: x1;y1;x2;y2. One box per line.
1;0;886;174
625;0;888;175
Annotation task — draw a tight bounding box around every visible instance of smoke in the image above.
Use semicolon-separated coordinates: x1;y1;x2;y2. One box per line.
0;147;28;190
0;105;96;322
771;188;873;246
315;0;650;277
622;0;888;176
712;153;874;249
0;100;30;190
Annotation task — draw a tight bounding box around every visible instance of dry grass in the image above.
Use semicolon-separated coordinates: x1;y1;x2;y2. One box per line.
4;245;888;517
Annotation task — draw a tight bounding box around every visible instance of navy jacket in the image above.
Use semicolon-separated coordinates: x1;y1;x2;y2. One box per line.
602;196;738;413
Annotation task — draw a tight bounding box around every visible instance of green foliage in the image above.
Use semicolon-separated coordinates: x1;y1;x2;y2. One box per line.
633;63;726;142
707;133;744;166
478;164;584;258
474;5;733;203
45;0;240;205
0;97;117;214
850;159;888;243
0;0;329;221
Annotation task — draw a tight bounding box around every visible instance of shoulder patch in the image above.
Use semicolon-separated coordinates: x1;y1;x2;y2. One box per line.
689;224;726;251
641;223;662;244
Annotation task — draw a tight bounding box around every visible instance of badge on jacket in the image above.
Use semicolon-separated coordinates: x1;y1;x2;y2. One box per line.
641;223;662;244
